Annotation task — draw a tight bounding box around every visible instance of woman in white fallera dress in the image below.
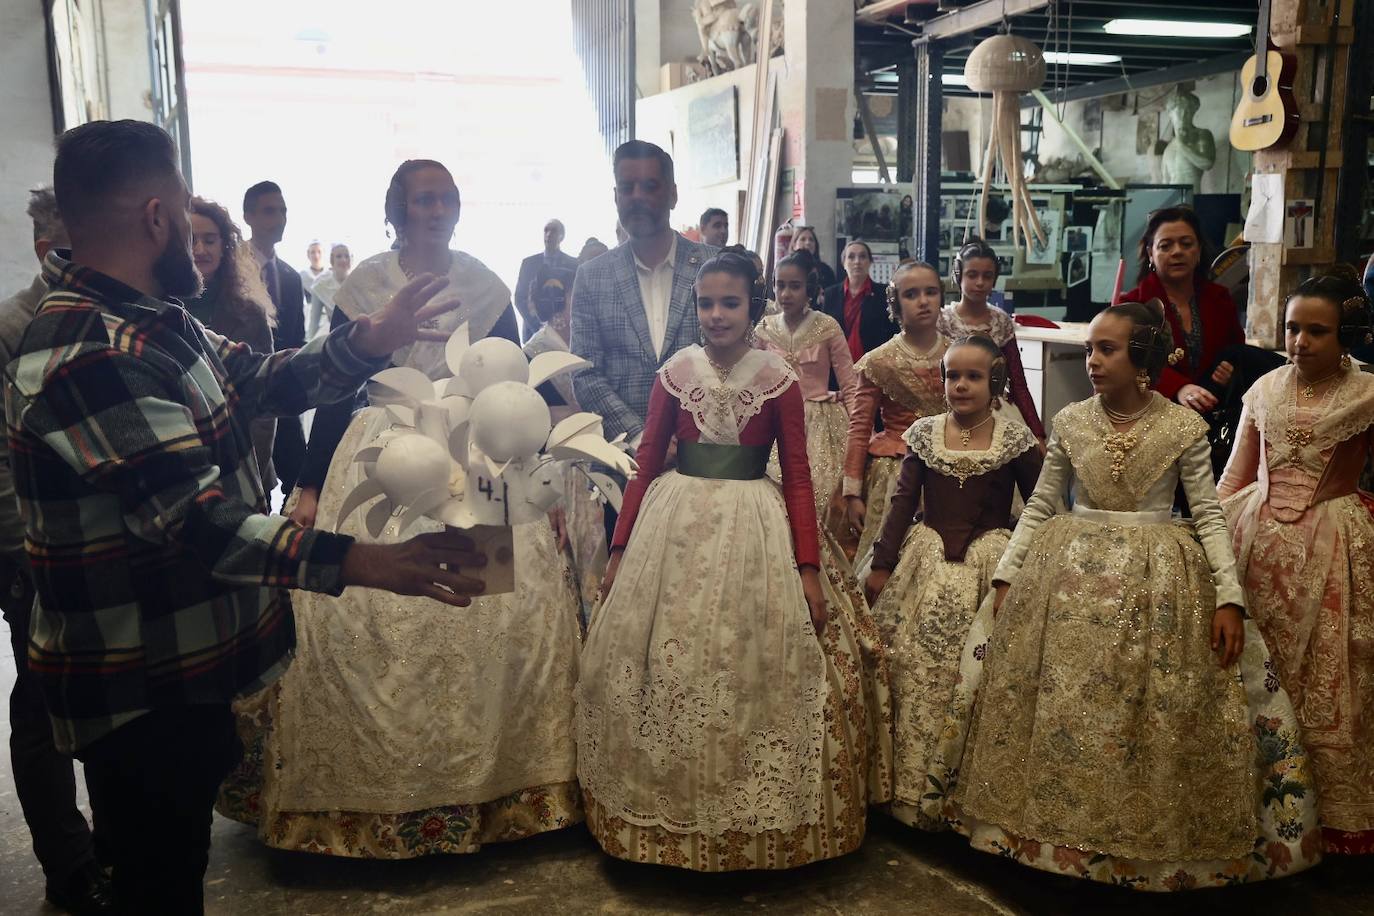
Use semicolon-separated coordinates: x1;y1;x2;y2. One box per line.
218;160;583;857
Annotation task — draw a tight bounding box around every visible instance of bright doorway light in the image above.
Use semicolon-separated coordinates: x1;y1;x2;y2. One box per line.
1103;18;1252;38
942;73;969;86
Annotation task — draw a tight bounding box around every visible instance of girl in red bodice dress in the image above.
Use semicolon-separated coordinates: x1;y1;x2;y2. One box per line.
575;249;883;871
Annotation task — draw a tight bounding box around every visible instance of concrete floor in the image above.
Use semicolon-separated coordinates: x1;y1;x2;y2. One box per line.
4;644;1374;914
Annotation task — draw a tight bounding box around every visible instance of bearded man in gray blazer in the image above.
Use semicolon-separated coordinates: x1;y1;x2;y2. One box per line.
571;140;718;539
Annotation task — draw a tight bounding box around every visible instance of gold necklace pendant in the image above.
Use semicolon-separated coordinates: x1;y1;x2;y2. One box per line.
1103;430;1138;483
1285;426;1313;466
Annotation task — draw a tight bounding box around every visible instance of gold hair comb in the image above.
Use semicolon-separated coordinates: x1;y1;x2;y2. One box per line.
1167;348;1185;367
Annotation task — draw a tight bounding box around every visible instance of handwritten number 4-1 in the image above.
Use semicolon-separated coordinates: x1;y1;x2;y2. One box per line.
477;477;502;503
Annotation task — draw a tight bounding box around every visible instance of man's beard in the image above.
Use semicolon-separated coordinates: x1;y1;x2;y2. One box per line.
154;234;203;299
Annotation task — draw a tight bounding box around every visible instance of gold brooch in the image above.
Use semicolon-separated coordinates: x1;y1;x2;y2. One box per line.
1167;348;1185;367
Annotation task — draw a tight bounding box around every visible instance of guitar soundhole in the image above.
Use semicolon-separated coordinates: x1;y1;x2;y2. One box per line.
1251;76;1269;97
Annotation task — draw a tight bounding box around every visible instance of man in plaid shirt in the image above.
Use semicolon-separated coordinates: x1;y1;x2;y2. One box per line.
3;120;486;914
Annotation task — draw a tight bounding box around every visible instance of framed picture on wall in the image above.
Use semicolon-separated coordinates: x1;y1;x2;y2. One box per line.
687;88;739;187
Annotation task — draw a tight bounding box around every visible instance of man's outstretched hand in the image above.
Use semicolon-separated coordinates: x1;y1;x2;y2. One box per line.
349;273;463;359
341;529;487;607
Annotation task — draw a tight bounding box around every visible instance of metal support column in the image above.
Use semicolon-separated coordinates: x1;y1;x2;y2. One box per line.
912;40;944;265
895;55;918;184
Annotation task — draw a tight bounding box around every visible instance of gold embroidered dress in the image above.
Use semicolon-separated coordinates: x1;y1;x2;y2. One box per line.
868;415;1041;830
843;333;949;565
1219;364;1374;854
954;394;1322;889
755;309;859;522
576;347;886;871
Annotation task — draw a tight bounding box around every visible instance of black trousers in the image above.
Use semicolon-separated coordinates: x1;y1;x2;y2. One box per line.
2;556;101;887
75;705;241;915
273;414;306;497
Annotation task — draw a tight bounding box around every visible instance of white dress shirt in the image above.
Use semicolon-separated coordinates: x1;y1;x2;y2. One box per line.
633;233;677;359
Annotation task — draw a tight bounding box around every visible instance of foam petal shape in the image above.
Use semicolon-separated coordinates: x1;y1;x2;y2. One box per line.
396;486;451;535
547;412;605;449
369;366;435;404
335;479;386;532
385;404;416;428
444;322;472;379
551;435;638;476
365;498;394;540
585;471;625;513
527;351;591;390
353;445;384;465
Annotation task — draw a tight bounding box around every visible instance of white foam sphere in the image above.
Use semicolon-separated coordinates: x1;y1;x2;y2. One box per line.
374;434;452;505
469;381;552;462
458;338;529;395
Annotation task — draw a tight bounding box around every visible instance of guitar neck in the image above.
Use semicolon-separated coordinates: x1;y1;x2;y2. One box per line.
1256;0;1271;81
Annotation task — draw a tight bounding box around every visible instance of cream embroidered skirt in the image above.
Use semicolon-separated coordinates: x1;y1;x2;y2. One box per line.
953;511;1323;889
217;407;584;858
871;524;1008;830
576;470;887;870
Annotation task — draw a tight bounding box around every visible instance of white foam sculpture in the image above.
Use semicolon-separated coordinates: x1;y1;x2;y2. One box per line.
337;324;636;539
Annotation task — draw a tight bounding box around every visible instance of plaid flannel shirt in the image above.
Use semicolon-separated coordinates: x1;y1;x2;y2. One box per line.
3;252;385;752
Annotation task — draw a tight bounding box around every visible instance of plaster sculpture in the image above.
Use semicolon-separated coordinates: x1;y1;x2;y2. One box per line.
694;0;747;75
1160;87;1216;191
336;325;635;541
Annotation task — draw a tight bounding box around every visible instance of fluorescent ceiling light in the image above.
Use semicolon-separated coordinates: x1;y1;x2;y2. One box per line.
942;73;969;86
1104;18;1252;38
1042;51;1120;66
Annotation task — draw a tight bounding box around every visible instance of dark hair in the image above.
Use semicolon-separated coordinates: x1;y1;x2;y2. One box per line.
1138;206;1213;286
886;259;941;323
533;273;572;323
613;140;675;186
954;236;999;283
790;225;820;253
1102;298;1173;379
699;207;728;227
190;196;277;328
942;334;1008;398
694;244;766;323
1287;266;1374;350
53;120;179;232
383;159;455;239
243;180;283;214
775;249;821;303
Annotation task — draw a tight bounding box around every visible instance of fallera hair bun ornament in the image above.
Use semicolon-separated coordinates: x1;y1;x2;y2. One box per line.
1168;348;1185;367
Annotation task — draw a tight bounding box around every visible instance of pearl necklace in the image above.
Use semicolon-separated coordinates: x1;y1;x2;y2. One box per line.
1097;396;1154;483
1103;396;1153;424
950;411;994;446
704;348;740;382
897;333;945;362
398;248;453;281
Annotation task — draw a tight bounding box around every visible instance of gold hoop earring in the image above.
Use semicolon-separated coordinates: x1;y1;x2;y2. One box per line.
1136;370;1150;394
1341;352;1352;371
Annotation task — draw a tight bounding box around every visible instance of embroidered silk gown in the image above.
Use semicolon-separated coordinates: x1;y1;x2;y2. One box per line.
937;304;1046;440
755;309;859;523
843;333;949;566
575;346;886;871
217;250;584;858
953;394;1322;889
869;415;1041;830
1219;364;1374;854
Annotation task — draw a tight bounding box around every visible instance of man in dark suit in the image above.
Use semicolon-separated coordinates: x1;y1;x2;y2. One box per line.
514;218;579;342
243;180;307;497
570;140;718;542
820;239;898;361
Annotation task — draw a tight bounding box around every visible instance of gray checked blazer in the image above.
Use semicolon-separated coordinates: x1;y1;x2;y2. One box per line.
570;234;718;441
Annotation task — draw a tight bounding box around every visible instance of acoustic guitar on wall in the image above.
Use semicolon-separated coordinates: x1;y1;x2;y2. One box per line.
1230;0;1298;151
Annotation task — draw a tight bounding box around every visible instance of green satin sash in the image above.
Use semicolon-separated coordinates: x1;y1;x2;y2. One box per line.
676;441;770;481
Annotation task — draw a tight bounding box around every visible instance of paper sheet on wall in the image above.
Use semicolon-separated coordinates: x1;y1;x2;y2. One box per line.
1244;173;1284;244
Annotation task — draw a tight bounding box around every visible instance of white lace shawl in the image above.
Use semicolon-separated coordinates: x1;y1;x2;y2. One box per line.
660;346;798;445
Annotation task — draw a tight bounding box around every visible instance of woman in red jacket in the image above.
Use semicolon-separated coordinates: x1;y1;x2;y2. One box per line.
1119;206;1242;411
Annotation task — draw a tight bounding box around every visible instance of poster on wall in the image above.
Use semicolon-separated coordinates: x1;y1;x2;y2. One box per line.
1024;210;1062;266
687;88;739;187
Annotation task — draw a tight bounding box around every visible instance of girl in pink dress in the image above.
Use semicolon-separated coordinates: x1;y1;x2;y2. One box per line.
754;250;859;524
1219;272;1374;854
